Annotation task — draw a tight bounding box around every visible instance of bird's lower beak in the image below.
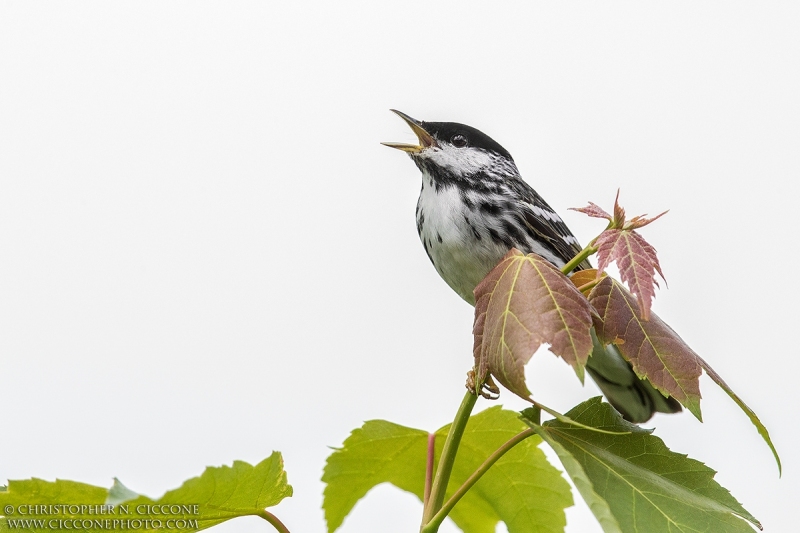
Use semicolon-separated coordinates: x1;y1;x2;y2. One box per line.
382;109;435;153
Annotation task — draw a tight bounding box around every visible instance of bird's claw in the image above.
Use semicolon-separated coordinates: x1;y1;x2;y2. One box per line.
466;370;500;400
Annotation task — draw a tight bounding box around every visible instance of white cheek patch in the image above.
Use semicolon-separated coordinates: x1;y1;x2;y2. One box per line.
421;145;499;176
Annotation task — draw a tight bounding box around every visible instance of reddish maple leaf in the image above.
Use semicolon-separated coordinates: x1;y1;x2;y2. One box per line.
589;277;781;470
473;249;594;400
594;229;664;320
572;190;667;320
589;277;702;420
571;202;613;222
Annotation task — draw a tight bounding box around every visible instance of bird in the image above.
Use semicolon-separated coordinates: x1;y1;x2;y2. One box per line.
383;109;681;423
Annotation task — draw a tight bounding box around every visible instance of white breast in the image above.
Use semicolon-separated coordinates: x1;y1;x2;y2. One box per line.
416;176;510;305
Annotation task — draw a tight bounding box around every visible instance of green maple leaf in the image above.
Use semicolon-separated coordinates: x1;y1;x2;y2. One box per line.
322;407;572;533
0;453;292;532
527;398;762;533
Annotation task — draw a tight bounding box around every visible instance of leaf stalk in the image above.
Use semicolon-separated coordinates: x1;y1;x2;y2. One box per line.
560;244;598;275
421;429;537;533
256;510;291;533
424;433;436;504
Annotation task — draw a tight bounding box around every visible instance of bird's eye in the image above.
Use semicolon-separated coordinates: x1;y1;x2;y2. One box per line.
451;134;468;148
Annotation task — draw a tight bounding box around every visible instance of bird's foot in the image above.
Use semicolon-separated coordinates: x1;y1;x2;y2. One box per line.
466;370;500;400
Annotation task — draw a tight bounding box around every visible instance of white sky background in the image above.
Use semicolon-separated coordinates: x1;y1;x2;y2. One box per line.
1;2;798;532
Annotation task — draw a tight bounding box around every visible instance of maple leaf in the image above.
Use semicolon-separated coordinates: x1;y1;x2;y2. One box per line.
697;356;782;475
570;201;613;222
589;277;703;419
0;455;293;532
593;229;665;320
473;249;594;400
530;398;764;533
572;190;667;320
323;408;572;533
588;276;781;471
568;268;605;296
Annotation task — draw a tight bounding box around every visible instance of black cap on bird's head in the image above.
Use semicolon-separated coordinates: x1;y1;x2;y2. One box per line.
382;109;513;162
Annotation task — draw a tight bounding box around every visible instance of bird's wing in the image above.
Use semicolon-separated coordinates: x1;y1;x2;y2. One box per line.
512;181;591;270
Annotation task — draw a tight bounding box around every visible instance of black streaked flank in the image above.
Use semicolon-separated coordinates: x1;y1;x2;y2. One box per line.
501;219;526;248
463;215;481;241
460;190;475;210
479;201;502;217
488;227;512;248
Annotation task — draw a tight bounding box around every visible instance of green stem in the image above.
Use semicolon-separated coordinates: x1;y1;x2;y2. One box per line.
420;390;478;529
560;243;598;275
256;510;291;533
422;428;537;533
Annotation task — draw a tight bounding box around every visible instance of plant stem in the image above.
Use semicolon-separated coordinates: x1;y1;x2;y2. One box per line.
256;510;291;533
422;428;537;533
424;433;435;505
560;243;598;275
420;390;478;529
576;278;600;294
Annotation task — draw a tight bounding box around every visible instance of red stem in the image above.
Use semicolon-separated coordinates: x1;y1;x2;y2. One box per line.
424;432;435;505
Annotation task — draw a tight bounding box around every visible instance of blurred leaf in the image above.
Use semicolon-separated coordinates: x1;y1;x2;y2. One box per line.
322;407;572;533
106;479;138;506
0;454;292;533
473;248;594;398
0;479;108;533
531;398;761;533
589;277;702;419
110;453;292;530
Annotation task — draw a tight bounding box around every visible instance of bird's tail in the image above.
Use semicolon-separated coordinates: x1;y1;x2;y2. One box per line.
585;329;682;423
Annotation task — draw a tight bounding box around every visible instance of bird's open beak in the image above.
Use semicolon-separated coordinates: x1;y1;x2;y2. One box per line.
381;109;435;153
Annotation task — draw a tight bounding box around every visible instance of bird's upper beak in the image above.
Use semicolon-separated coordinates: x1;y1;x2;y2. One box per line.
382;109;436;153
